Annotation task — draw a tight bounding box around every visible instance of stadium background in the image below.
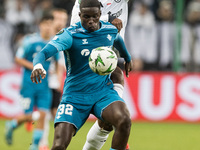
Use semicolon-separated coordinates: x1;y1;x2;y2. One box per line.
0;0;200;150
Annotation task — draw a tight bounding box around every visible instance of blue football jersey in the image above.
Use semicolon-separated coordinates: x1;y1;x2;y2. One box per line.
16;33;53;90
49;21;118;94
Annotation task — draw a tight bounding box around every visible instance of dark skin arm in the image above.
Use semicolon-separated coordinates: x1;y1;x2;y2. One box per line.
15;57;33;70
111;18;123;32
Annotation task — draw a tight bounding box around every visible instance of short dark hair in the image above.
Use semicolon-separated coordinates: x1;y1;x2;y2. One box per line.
80;0;101;10
39;14;54;23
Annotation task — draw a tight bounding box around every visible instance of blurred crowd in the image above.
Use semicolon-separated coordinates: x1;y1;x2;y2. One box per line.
0;0;200;72
127;0;200;72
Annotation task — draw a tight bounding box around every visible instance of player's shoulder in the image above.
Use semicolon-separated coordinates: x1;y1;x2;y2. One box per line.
54;24;78;38
21;33;41;47
66;22;83;35
52;28;73;43
24;33;39;39
24;33;41;43
100;21;118;32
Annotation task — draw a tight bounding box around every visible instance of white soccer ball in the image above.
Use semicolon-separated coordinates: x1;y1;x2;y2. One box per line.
89;47;118;75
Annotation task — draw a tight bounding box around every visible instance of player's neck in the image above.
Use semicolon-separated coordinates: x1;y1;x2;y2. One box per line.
96;22;100;30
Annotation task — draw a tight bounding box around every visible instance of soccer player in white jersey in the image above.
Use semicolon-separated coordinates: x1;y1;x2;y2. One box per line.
71;0;129;39
71;0;130;149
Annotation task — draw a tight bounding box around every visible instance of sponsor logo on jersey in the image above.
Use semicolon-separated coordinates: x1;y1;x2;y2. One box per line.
82;39;88;44
107;9;122;18
81;49;90;56
114;0;121;3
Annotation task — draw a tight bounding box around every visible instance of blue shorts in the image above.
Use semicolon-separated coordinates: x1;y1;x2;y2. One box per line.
20;87;52;114
54;87;124;131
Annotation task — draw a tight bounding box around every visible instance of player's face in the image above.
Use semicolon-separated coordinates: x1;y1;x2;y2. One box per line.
39;19;53;39
79;7;101;32
53;11;68;33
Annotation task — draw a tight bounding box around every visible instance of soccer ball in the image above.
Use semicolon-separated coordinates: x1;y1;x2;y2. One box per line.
89;47;118;75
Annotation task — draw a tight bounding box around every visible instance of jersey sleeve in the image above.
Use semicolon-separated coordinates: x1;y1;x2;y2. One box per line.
113;33;131;62
33;44;58;66
49;29;73;51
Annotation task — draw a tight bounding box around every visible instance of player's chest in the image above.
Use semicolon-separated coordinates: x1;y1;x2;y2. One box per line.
72;34;115;50
69;34;115;59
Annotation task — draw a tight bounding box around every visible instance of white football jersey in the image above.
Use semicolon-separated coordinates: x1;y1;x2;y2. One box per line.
70;0;128;39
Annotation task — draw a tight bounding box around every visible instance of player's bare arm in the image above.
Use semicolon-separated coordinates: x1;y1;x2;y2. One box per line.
111;18;123;32
15;57;33;70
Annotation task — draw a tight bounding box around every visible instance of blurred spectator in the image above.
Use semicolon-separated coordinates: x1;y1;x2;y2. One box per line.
5;0;35;34
52;0;75;24
127;2;157;71
29;0;54;33
0;1;16;70
134;0;158;17
28;0;43;32
180;0;200;72
151;0;173;20
40;0;53;16
53;0;75;15
0;0;4;15
156;0;175;71
128;0;134;16
1;0;200;73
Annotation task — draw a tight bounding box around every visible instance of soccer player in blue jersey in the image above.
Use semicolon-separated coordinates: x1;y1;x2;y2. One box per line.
5;15;57;150
31;0;133;149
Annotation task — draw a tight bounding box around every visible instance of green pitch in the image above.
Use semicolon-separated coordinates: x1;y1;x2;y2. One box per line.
0;120;200;150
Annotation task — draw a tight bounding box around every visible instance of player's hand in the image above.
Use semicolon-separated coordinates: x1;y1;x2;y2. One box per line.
111;18;123;32
30;64;46;84
124;60;133;77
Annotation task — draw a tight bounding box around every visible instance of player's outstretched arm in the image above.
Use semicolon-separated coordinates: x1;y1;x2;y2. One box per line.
31;44;58;84
113;34;133;77
113;34;131;62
